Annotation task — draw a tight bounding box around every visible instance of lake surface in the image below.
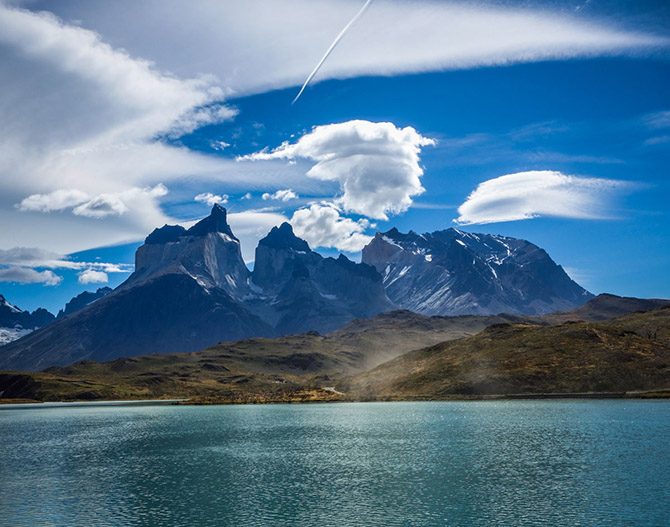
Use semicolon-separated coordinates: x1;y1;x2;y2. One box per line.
1;401;668;526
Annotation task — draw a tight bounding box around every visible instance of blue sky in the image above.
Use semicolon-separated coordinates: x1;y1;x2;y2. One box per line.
0;0;668;313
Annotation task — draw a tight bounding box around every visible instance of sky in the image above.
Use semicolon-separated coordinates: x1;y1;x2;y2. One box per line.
0;0;669;313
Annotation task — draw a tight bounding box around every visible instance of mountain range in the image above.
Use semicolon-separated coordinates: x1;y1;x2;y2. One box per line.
1;204;594;371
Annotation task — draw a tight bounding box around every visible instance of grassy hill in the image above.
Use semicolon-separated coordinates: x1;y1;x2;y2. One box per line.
1;298;668;404
0;311;520;403
344;307;670;399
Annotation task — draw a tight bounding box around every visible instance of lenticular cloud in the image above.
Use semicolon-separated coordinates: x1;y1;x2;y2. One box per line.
456;170;628;225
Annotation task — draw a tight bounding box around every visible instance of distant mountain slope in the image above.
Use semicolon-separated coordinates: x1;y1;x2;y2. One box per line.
345;307;670;399
0;274;272;371
57;287;113;319
0;207;272;370
0;295;54;346
543;293;670;323
362;227;592;315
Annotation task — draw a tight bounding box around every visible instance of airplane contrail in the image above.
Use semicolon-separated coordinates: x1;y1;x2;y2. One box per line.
292;0;373;104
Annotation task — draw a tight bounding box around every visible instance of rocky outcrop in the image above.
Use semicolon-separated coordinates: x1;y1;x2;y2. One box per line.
131;204;251;299
251;223;393;334
57;287;113;319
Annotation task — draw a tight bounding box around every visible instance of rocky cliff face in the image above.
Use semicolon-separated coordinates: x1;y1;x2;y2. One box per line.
251;223;393;334
131;204;251;299
362;227;592;316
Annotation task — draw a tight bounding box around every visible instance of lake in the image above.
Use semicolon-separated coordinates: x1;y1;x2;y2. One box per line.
1;401;668;526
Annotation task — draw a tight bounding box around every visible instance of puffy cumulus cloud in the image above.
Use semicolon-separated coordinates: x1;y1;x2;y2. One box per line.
78;269;109;284
262;189;298;202
455;170;630;225
0;266;62;286
194;192;229;207
244;120;435;220
290;203;372;252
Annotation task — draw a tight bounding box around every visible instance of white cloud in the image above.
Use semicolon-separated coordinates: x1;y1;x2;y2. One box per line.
241;192;253;200
210;140;231;151
0;0;665;260
261;189;298;202
290;203;372;252
0;247;62;264
0;5;234;144
195;192;229;207
73;194;129;218
455;170;629;225
0;266;62;286
18;189;90;213
244;120;434;220
0;247;131;275
78;269;109;284
17;185;168;220
643;111;670;129
47;1;667;98
0;4;264;256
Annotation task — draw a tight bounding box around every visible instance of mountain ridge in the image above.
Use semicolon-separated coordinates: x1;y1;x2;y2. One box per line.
362;226;592;316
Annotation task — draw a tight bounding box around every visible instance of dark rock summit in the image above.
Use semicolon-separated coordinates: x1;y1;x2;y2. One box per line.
131;204;251;299
185;203;238;240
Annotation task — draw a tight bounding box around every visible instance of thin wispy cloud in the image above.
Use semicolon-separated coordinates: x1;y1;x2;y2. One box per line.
456;170;631;225
49;0;668;96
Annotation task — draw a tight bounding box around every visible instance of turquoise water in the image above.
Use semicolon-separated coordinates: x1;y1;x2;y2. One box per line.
1;401;668;526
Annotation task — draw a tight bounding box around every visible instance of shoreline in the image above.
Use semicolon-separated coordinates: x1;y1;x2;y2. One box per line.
2;389;669;408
